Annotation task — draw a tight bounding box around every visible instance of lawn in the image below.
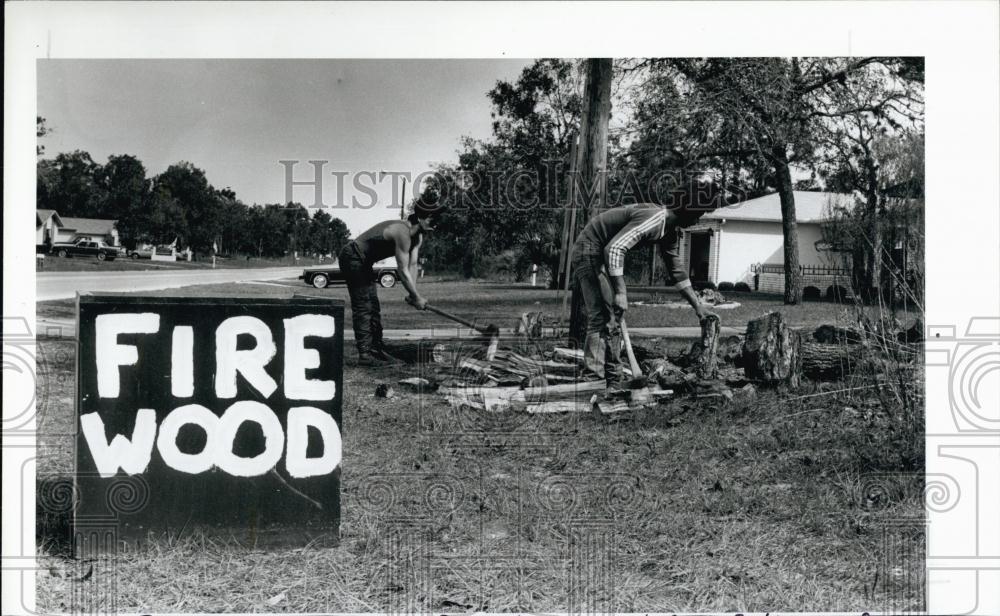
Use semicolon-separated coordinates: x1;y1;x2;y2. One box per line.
33;280;924;612
36;278;915;334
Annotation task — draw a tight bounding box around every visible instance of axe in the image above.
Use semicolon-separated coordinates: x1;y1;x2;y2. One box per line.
408;298;501;360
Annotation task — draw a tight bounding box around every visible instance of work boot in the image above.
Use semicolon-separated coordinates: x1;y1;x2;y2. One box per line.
605;370;628;391
371;346;401;364
357;352;390;367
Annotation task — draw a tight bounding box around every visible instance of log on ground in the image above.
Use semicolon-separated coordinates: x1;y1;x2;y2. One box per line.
800;340;865;380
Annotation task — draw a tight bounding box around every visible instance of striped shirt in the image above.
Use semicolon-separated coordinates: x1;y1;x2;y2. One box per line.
574;203;691;289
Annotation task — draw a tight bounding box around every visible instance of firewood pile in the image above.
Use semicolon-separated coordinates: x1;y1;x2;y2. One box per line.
383;311;923;415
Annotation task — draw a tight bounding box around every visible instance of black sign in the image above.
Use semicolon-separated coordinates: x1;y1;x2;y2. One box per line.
74;295;344;551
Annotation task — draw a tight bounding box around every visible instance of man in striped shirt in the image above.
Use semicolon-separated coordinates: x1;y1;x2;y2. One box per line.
572;200;715;385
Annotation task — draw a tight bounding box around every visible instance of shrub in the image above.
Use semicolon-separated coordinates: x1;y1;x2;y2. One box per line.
718;281;735;292
734;282;751;293
826;285;849;302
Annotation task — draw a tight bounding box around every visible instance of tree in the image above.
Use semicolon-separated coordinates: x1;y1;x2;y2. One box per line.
153;162;224;253
37;117;50;156
145;187;188;245
36;150;106;218
95;154;150;248
659;57;911;304
426;59;583;284
306;209;351;256
568;58;614;345
813;62;924;299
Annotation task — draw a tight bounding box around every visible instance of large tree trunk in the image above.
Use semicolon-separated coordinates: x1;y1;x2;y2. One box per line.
772;145;802;305
568;58;614;346
742;312;801;386
862;158;883;301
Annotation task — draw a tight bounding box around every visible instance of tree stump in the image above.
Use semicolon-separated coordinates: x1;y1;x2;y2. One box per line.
742;312;801;387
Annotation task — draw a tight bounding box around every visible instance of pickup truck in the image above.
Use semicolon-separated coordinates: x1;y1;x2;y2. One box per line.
50;238;120;261
300;257;399;289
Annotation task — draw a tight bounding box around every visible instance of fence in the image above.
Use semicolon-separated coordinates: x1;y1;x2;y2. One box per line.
753;263;851;277
752;263;853;298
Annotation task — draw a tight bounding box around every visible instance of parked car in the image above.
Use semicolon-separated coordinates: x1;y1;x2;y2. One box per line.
300;258;399;289
127;247;155;259
50;238;120;261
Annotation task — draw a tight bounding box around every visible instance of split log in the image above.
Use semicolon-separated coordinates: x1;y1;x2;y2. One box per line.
800;341;864;381
742;312;801;387
526;400;596;414
523;380;606;402
552;347;584;363
695;314;721;380
515;311;545;339
382;341;456;365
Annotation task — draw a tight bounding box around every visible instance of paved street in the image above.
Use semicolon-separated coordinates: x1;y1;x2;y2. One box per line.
36;267;303;301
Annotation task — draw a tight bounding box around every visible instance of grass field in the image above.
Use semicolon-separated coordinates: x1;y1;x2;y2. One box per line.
33;280;924;612
36;278;916;334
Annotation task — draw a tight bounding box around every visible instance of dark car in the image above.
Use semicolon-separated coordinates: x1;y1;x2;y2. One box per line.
300;258;399;289
50;238;119;261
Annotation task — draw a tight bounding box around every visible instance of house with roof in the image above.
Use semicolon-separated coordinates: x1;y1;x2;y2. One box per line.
677;191;854;297
36;209;120;251
36;209;64;248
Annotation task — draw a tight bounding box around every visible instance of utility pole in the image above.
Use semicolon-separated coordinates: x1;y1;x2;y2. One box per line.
400;176;407;220
567;58;614;346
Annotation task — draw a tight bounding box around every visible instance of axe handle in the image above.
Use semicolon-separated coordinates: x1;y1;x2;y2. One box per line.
424;303;489;334
619;318;643;378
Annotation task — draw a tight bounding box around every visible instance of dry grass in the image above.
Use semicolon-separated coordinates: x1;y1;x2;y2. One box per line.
35;330;925;612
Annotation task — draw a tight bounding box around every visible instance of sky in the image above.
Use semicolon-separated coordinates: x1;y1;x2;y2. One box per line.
37;59;534;235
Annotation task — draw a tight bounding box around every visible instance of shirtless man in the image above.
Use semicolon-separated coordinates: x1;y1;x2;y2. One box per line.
338;202;435;366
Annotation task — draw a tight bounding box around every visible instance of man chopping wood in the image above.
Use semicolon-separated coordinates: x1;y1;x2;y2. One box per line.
338;199;438;366
572;185;719;386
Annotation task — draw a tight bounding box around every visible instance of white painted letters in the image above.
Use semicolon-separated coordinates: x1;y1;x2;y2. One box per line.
214;401;285;477
95;313;160;397
215;316;278;399
283;314;337;400
285;406;342;478
171;326;195;397
156;404;218;474
80;408;158;478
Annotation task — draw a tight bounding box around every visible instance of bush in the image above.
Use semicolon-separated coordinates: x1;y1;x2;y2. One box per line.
718;281;735;292
693;280;717;291
803;286;822;301
826;285;849;302
734;282;751;293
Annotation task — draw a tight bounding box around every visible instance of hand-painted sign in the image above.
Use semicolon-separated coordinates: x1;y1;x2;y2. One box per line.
74;295;343;551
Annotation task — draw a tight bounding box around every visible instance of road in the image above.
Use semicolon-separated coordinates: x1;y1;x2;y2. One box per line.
36;267;303;301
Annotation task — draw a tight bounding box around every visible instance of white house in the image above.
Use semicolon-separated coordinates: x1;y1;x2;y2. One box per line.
37;210;120;249
36;209;64;247
678;191;854;295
